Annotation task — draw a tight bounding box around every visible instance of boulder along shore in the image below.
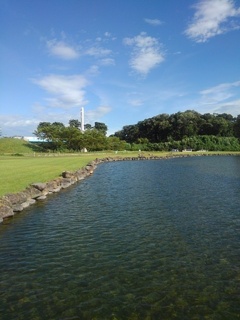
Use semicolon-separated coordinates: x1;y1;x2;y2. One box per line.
0;153;237;223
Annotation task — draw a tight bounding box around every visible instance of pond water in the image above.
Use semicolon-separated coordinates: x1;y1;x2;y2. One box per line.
0;156;240;320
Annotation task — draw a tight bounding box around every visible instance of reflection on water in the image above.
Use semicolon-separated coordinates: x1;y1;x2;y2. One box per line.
0;156;240;319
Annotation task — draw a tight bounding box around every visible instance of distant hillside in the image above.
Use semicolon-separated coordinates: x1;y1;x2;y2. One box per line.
0;138;43;154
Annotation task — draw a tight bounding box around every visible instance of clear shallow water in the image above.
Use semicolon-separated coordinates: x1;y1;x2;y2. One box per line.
0;156;240;320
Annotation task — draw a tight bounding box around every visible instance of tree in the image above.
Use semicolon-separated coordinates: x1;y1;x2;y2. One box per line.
33;122;52;140
114;125;139;143
94;122;108;135
34;122;66;151
234;115;240;139
69;119;81;128
63;127;84;151
107;136;126;150
84;123;93;130
83;129;107;151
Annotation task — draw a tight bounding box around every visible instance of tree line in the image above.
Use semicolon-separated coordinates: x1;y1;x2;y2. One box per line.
113;110;240;151
34;120;125;152
34;110;240;152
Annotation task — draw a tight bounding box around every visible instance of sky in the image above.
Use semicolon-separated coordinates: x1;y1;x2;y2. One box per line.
1;0;240;137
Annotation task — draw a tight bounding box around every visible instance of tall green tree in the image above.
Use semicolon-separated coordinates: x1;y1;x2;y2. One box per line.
234;115;240;139
69;119;81;128
34;122;65;151
94;122;108;135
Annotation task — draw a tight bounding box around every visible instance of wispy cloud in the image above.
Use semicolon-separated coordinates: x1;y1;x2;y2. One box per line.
33;74;89;109
0;115;39;129
99;58;115;66
185;0;240;42
197;80;240;115
47;39;79;59
200;80;240;103
214;99;240;115
0;114;40;137
127;99;144;107
85;46;112;57
123;32;165;75
144;18;163;26
86;105;111;123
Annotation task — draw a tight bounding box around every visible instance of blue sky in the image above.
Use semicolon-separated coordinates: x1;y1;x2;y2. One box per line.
1;0;240;137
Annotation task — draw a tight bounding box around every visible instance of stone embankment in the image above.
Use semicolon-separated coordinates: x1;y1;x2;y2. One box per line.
0;160;98;223
0;153;233;223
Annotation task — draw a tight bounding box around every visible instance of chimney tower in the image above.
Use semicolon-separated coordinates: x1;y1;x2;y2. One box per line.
81;107;84;132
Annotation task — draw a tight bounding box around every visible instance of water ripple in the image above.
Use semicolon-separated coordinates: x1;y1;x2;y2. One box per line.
0;156;240;319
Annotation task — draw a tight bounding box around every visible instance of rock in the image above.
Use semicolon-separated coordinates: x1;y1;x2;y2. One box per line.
37;195;47;200
45;180;60;193
31;182;47;191
25;186;42;199
28;199;36;205
0;197;14;219
13;204;24;212
52;187;61;193
22;201;31;208
62;171;72;178
5;192;28;205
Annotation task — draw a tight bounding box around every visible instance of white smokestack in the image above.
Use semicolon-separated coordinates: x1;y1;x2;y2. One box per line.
81;107;84;132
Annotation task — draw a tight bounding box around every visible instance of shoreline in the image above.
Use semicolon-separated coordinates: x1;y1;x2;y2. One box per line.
0;152;239;223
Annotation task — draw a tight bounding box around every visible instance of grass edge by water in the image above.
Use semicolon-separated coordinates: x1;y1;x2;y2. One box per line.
1;151;240;197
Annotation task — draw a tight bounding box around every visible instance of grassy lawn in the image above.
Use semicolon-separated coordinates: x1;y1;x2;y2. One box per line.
0;153;103;196
0;151;150;196
1;149;240;197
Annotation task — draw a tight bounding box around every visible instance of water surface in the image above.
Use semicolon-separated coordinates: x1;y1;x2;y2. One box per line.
0;156;240;319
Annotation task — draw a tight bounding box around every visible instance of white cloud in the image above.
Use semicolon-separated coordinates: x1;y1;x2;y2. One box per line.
47;39;79;59
85;47;112;57
33;74;89;109
0;115;39;128
86;65;100;76
0;114;40;137
200;80;240;103
123;32;165;75
99;58;115;66
196;80;240;115
128;99;144;107
85;105;111;123
104;32;111;37
185;0;240;42
214;99;240;115
144;18;163;26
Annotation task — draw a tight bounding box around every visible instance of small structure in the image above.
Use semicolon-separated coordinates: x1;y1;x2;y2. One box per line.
81;107;85;132
23;137;47;143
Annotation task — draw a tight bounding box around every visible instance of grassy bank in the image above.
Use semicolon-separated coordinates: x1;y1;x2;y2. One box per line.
0;151;161;196
0;152;113;196
1;138;240;196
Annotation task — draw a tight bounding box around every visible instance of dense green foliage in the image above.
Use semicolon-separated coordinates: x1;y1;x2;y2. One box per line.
34;120;125;152
114;110;240;151
32;111;240;152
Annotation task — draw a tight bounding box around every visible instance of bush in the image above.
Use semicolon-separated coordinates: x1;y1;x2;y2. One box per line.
11;153;24;156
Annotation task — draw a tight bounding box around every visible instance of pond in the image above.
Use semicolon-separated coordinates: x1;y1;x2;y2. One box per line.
0;156;240;319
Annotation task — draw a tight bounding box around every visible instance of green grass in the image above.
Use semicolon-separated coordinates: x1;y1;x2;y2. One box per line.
0;151;153;196
0;138;239;197
0;137;44;154
0;154;96;196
